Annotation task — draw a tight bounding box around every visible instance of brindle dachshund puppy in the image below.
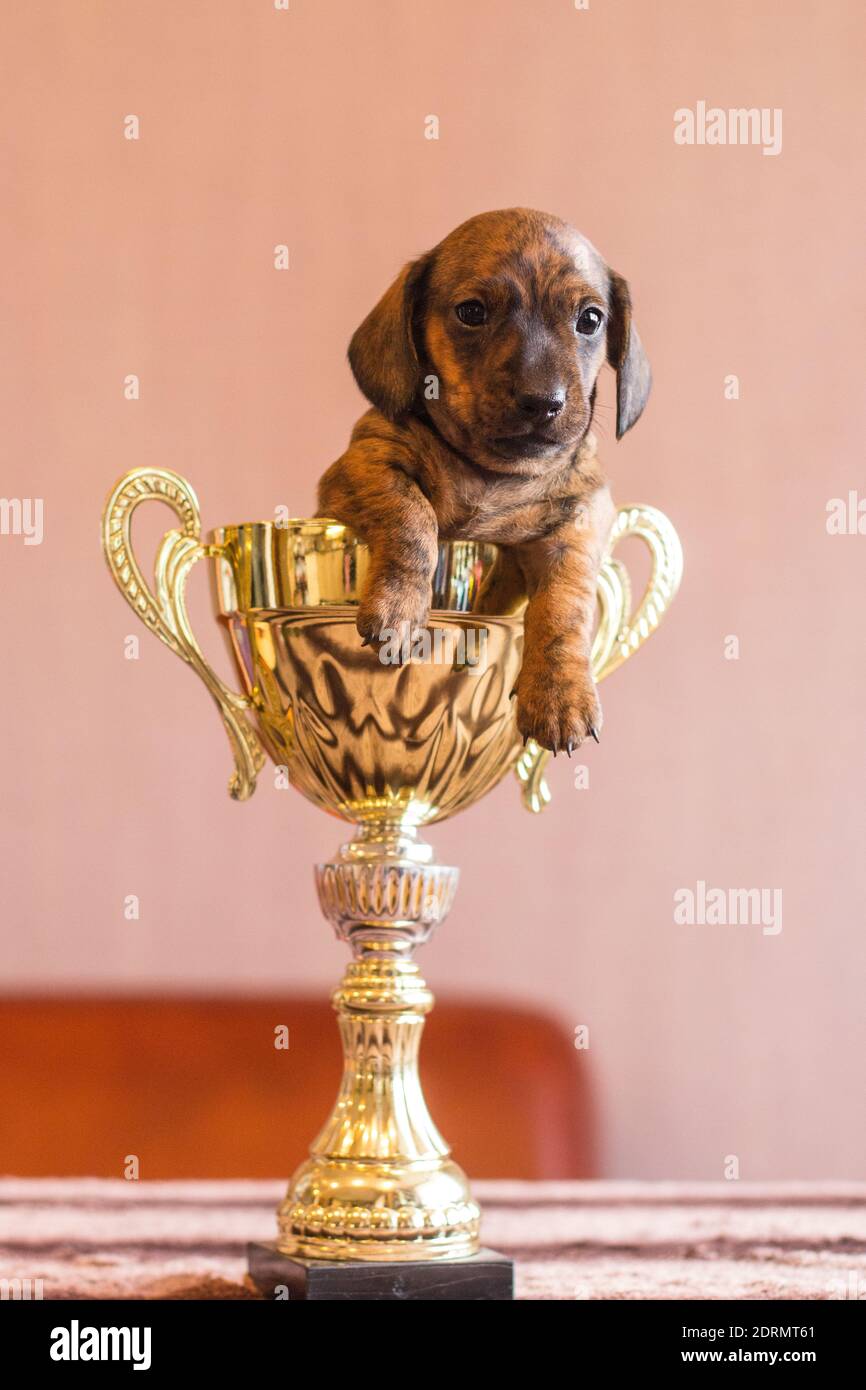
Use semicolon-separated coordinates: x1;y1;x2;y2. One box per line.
317;208;651;754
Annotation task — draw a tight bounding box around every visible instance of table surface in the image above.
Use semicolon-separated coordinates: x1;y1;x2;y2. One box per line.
2;1179;865;1300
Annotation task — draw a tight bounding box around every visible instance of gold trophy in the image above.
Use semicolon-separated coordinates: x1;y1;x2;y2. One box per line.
102;466;682;1298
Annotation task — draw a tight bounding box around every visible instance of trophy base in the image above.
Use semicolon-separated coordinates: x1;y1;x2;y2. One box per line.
247;1242;514;1301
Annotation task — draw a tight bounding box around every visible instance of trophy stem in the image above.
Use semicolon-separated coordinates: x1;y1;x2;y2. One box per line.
312;958;448;1162
276;825;481;1261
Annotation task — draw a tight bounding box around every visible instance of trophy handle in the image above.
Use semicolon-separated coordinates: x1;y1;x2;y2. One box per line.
101;467;266;801
515;503;684;813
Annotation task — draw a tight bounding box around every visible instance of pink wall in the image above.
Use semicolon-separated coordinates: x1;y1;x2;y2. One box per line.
2;0;863;1179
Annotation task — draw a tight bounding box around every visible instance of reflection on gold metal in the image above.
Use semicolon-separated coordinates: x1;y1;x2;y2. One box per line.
101;466;683;1262
516;503;684;812
102;470;266;800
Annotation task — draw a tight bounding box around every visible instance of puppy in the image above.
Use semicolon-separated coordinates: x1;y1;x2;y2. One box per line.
317;208;651;753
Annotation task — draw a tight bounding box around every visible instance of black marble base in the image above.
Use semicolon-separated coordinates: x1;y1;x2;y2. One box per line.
247;1241;514;1301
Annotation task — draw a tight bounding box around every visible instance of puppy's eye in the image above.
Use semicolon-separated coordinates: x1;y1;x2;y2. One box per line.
576;306;604;336
455;300;487;327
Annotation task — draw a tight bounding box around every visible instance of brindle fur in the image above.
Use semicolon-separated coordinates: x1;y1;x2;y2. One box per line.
317;209;651;753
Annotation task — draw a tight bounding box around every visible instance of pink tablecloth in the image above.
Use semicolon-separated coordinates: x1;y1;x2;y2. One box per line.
1;1179;864;1300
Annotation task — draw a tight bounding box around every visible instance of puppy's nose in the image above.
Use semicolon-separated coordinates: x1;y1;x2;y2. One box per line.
516;390;566;422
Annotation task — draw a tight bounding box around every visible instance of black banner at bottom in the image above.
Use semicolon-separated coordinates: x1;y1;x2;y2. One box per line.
1;1297;860;1374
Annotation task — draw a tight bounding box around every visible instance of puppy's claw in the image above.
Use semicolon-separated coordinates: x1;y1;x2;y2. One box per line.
589;725;600;744
360;635;374;648
509;688;517;700
566;739;575;757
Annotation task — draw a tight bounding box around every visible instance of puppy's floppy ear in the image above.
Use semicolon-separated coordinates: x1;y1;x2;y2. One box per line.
606;270;652;438
348;253;432;420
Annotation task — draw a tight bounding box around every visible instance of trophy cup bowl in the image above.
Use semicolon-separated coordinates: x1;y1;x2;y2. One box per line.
102;467;682;1280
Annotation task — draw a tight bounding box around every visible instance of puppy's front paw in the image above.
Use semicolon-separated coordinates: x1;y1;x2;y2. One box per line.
357;574;431;649
515;667;602;754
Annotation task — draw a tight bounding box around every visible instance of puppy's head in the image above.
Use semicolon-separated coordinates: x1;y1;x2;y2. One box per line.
348;208;651;475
